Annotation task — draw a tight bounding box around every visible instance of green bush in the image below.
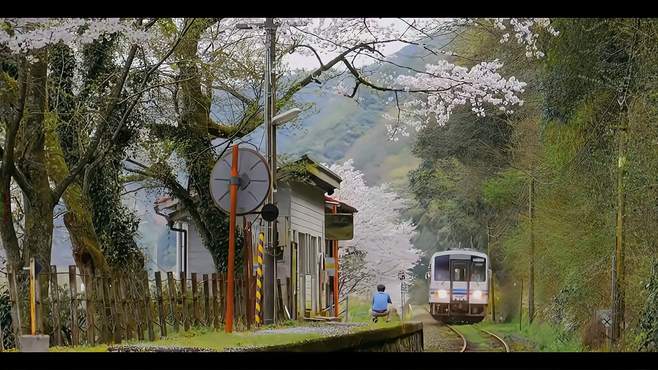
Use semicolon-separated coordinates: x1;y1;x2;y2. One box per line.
1;287;14;349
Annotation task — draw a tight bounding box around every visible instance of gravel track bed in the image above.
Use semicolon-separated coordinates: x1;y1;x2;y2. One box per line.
411;305;464;352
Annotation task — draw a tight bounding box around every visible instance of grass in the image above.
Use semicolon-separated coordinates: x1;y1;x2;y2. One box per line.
478;319;583;352
345;294;412;323
47;313;407;352
345;295;373;323
455;325;492;350
48;325;325;352
47;294;408;352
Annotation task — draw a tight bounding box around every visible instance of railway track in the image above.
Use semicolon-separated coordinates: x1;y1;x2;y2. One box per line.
419;305;509;352
447;323;510;352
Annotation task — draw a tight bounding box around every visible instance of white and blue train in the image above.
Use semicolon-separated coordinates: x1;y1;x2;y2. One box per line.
427;249;490;324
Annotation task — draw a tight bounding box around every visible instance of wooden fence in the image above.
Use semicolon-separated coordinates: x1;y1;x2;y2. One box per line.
5;267;257;348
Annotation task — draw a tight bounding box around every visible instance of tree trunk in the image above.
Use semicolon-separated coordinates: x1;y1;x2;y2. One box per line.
18;50;52;271
175;18;234;272
0;179;22;272
16;49;54;333
44;112;110;277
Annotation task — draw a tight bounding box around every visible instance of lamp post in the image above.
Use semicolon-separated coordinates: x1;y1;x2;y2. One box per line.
236;18;301;325
269;107;300;324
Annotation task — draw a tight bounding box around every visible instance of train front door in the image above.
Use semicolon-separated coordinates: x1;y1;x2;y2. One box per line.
450;259;469;314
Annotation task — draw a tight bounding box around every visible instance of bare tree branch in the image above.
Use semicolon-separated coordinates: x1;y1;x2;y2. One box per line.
80;19;197;196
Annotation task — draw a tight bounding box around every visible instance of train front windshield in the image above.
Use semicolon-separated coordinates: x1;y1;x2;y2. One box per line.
434;255;486;282
471;257;486;282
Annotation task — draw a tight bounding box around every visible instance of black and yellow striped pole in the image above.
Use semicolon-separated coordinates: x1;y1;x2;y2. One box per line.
255;232;265;325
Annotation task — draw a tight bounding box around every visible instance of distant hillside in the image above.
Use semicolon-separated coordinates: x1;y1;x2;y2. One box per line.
273;36;452;188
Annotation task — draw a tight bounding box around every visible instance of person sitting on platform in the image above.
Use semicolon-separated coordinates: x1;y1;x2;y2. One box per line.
371;284;392;323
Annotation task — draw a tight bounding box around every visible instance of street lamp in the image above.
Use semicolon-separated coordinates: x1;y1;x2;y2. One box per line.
272;108;301;127
235;18;305;326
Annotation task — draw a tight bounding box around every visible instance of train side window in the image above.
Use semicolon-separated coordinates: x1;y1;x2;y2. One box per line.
434;256;450;280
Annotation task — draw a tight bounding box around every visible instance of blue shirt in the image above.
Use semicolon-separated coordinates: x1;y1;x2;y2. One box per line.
372;292;392;311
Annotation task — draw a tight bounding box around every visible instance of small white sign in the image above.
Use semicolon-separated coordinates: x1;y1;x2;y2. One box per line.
305;274;312;310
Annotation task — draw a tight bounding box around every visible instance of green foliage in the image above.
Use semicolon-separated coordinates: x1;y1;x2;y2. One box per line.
482;169;526;209
0;287;14;349
479;321;582;352
407;18;658;351
638;261;658;351
48;37;147;273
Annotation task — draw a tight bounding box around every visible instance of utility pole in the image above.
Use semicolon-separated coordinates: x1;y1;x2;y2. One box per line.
528;177;535;324
236;18;303;326
487;222;495;323
612;118;628;346
264;17;278;325
519;279;523;331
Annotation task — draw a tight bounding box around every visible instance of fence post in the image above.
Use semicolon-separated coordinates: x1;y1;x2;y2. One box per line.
83;272;96;345
94;274;107;343
239;278;245;327
203;274;210;327
49;266;62;346
126;275;143;341
211;273;220;329
7;268;23;342
116;275;131;341
68;266;79;346
143;271;155;341
154;272;167;338
234;278;241;328
166;272;179;333
112;273;131;339
191;273;199;326
104;275;119;343
180;272;189;331
219;273;225;323
35;271;44;335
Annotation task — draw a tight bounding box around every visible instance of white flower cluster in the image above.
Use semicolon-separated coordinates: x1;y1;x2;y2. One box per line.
487;18;559;59
391;59;526;134
0;18;150;54
326;159;421;295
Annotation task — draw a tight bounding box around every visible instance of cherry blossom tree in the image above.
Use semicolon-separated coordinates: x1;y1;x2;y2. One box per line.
327;160;420;306
277;18;558;137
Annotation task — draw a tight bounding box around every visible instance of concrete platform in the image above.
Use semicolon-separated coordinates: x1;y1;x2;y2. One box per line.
19;335;50;352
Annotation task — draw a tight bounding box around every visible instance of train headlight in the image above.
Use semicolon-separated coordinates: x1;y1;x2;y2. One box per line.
472;290;482;300
438;289;448;299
